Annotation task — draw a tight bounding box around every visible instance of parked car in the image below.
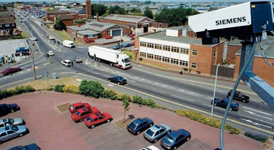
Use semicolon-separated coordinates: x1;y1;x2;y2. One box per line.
130;41;135;46
61;60;72;67
15;52;21;57
84;112;112;129
227;90;250;103
211;98;239;111
105;36;112;39
30;37;38;41
113;44;123;50
127;117;154;135
140;145;160;150
0;125;28;144
48;35;54;40
1;67;21;75
144;124;172;143
107;76;127;85
85;39;95;43
0;118;24;129
22;51;30;56
0;104;20;117
74;57;83;63
129;34;135;37
71;107;100;122
8;143;40;150
47;51;54;56
123;43;131;47
69;102;91;113
161;129;191;150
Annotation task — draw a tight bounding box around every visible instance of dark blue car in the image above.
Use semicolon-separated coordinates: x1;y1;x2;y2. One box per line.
8;143;40;150
211;98;239;111
161;129;191;150
0;103;20;117
107;76;127;85
123;43;131;47
127;117;154;135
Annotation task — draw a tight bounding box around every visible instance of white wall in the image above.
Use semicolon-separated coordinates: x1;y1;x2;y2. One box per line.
166;29;178;37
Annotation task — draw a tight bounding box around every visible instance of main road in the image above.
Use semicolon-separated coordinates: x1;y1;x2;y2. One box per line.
1;13;273;136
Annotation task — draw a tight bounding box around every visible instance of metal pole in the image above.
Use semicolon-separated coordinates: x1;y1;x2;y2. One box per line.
211;63;220;117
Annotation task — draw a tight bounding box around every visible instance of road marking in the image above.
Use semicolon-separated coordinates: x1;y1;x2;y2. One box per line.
107;84;114;87
243;106;273;116
240;118;272;129
130;80;136;83
244;110;273;120
171;94;194;102
259;120;274;125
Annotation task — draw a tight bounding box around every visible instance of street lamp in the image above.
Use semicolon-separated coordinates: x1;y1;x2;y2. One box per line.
211;63;220;117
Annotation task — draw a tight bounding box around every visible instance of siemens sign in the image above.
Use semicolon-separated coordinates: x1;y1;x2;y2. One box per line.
216;16;246;26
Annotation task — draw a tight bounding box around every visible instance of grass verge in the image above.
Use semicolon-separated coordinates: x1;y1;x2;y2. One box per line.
21;31;27;39
52;30;84;45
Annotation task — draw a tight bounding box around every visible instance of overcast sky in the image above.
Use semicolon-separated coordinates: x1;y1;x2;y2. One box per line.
1;0;272;2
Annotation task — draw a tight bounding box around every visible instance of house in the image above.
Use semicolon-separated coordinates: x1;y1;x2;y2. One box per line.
13;2;24;8
101;14;168;35
59;14;74;26
135;27;224;75
0;11;16;37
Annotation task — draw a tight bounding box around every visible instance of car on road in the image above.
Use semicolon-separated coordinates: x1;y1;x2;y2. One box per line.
85;39;95;43
0;125;28;144
0;104;20;117
74;57;83;63
8;143;40;150
84;112;112;129
30;37;38;41
1;67;21;75
61;60;72;67
69;102;91;113
130;41;135;46
161;129;191;150
211;98;239;111
140;145;160;150
144;124;171;143
123;43;131;47
0;118;25;129
71;107;100;122
47;51;55;56
48;35;55;40
129;34;135;37
113;44;123;50
105;36;112;39
227;90;250;103
22;51;31;56
107;76;127;85
127;117;154;135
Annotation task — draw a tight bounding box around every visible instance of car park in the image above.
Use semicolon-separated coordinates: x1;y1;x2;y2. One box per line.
8;143;40;150
127;117;154;135
74;57;83;63
123;43;131;47
107;76;127;85
69;102;91;113
144;124;171;143
161;129;191;150
71;107;100;122
0;103;20;117
0;118;24;129
227;90;250;103
61;60;72;67
84;112;112;129
47;51;55;56
211;98;239;111
0;125;28;144
140;145;160;150
30;37;38;41
1;67;21;75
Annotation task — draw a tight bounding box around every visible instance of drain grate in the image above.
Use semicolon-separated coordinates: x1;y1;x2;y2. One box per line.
56;103;71;113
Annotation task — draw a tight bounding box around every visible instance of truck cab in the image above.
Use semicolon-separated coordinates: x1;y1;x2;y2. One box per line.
118;54;131;69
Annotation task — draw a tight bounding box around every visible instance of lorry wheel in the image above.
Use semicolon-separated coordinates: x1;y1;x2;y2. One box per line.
229;108;232;111
118;82;121;85
243;100;246;103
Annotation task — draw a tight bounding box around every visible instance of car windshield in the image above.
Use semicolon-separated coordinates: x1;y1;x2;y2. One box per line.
146;129;155;136
130;123;137;129
4;68;10;71
86;116;92;122
9;119;14;124
11;126;18;131
124;58;130;63
75;111;80;116
166;135;175;143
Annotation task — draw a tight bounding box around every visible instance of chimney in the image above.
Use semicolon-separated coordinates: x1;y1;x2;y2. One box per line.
96;13;99;21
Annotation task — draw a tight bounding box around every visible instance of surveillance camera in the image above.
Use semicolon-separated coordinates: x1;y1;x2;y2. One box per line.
189;1;273;44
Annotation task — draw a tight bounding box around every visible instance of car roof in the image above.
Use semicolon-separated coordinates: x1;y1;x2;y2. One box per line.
223;98;229;101
64;60;71;62
169;129;189;138
149;124;163;132
77;108;89;113
133;118;144;124
88;113;101;119
72;102;83;107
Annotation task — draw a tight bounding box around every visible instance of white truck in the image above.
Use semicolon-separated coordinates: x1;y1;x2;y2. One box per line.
63;40;75;48
88;46;131;69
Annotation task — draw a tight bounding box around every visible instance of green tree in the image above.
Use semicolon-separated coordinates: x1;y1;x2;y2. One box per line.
145;1;151;5
79;80;104;98
109;6;115;14
92;4;107;16
54;17;66;31
144;7;153;19
108;5;126;15
122;98;130;122
130;8;141;13
115;8;126;14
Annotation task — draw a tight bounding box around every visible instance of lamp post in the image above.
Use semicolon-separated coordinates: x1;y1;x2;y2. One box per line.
211;63;220;117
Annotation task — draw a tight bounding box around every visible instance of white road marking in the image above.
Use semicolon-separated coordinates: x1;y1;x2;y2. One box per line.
243;106;273;116
203;104;224;110
244;110;273;120
130;80;136;83
107;84;114;87
240;118;272;129
171;94;194;102
28;69;30;71
259;120;274;125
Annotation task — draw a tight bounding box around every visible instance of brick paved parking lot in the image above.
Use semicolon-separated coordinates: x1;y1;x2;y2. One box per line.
0;92;262;150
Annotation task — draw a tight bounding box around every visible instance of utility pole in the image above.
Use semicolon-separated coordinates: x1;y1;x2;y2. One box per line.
26;40;37;80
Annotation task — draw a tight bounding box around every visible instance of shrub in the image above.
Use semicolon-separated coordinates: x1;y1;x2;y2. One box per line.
79;80;104;98
146;98;156;108
132;95;143;104
244;132;268;143
63;85;79;94
54;84;65;92
0;85;35;100
120;94;132;102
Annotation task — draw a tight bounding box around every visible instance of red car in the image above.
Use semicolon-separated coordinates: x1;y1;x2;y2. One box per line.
84;112;112;129
130;41;135;46
22;51;30;56
105;36;112;39
1;67;21;75
85;39;95;43
71;107;100;122
69;102;91;113
129;34;135;37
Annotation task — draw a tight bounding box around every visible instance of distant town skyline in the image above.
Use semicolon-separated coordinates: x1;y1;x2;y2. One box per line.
1;0;272;2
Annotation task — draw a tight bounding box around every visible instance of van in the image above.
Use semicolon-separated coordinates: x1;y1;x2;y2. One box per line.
63;40;75;48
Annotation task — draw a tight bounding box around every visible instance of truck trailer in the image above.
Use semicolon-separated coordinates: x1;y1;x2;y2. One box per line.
88;46;131;69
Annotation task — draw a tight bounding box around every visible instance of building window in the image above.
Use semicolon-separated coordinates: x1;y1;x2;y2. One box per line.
11;24;15;27
213;51;217;58
163;45;170;51
180;60;188;67
140;42;146;47
171;58;178;64
147;53;153;59
137;24;142;28
140;52;146;57
154;55;161;61
191;62;197;69
171;47;179;53
147;43;154;48
192;50;198;56
155;44;162;50
88;35;94;38
107;29;110;36
163;56;170;63
180;48;189;54
5;24;10;27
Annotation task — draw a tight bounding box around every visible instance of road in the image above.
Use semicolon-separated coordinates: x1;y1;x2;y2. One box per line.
1;12;273;136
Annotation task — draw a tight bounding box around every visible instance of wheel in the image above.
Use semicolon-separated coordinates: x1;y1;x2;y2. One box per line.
154;138;158;143
167;130;171;134
150;124;153;127
107;119;110;123
11;109;14;113
229;108;232;111
79;118;83;122
19;133;23;137
118;82;121;85
214;103;217;106
174;146;177;150
187;137;190;141
137;131;140;135
91;125;95;129
108;79;111;82
243;100;246;103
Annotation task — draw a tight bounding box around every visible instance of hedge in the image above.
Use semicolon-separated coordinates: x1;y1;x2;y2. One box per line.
0;85;35;100
175;109;241;134
63;85;79;94
132;95;156;108
79;80;104;98
54;84;65;92
244;132;268;143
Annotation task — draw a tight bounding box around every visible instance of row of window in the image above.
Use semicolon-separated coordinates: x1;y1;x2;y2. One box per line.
140;41;199;56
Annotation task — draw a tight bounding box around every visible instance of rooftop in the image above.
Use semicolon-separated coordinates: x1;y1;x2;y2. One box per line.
81;21;119;32
77;30;100;35
104;14;152;23
67;26;86;31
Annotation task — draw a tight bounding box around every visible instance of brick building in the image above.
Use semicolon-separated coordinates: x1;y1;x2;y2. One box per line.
0;11;16;36
226;39;242;65
59;15;74;26
136;27;223;75
85;0;92;18
46;10;70;22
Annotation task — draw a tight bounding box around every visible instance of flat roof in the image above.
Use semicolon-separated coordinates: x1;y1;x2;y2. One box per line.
67;26;86;31
81;21;119;32
77;30;100;35
104;14;151;23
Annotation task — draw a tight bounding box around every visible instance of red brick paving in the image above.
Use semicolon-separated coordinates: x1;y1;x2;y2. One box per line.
0;92;262;150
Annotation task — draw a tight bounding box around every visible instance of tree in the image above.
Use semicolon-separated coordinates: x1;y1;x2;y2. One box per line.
130;8;141;13
109;6;115;14
108;5;126;15
79;80;104;98
92;4;107;16
122;98;130;122
144;7;153;19
53;17;66;31
144;1;151;5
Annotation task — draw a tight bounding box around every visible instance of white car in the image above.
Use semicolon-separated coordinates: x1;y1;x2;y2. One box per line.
49;35;55;40
0;118;24;129
30;37;38;41
61;60;72;67
140;145;160;150
47;51;55;56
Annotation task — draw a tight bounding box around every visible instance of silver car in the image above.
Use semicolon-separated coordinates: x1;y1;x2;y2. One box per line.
0;125;28;144
144;124;171;143
0;118;24;129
